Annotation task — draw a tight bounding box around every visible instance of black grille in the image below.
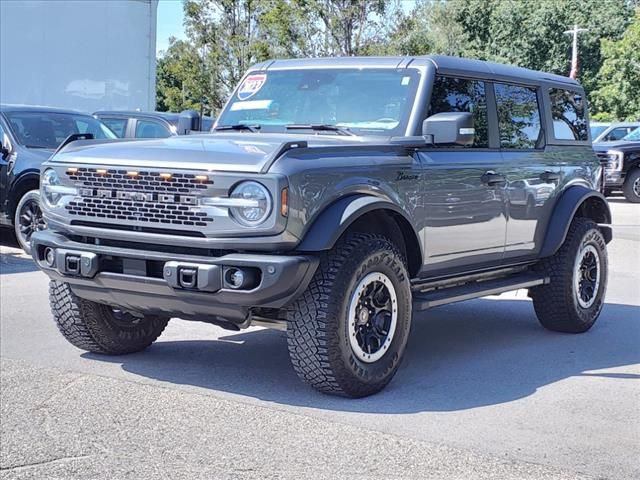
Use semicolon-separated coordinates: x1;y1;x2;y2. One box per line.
66;168;213;193
64;167;215;226
66;198;213;226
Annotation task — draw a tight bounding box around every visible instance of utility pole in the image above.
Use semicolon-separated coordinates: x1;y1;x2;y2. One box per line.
564;24;588;80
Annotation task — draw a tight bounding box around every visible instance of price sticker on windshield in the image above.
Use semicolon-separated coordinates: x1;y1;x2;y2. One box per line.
237;74;267;100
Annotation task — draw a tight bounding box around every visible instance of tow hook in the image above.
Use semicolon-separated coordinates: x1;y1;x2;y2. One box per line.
163;262;222;292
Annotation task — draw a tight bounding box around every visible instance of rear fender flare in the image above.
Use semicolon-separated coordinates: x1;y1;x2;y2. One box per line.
540;186;612;258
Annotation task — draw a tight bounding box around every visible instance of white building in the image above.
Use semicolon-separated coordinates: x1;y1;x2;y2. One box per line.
0;0;158;112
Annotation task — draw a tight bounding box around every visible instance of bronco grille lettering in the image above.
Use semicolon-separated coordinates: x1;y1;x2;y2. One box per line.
81;189;197;205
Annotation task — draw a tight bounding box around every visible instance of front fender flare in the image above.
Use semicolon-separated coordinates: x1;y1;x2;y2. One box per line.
296;194;417;252
540;186;612;258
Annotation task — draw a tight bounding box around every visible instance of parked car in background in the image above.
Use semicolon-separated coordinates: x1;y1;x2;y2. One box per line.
592;121;640;143
93;110;215;139
593;127;640;202
0;105;117;252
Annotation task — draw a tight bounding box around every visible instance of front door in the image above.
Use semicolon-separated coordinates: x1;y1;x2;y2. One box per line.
417;150;507;271
416;75;507;273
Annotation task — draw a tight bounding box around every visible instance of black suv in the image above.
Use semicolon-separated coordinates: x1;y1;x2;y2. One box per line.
0;105;116;252
593;127;640;202
31;56;611;397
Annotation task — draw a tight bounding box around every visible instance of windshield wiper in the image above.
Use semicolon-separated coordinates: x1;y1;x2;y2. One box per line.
214;124;261;132
285;124;355;136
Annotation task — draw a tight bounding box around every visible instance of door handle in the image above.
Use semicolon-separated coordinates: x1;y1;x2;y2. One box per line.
540;170;560;182
481;171;506;187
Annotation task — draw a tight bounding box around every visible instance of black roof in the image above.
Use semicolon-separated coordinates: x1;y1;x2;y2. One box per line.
250;54;580;88
0;104;93;115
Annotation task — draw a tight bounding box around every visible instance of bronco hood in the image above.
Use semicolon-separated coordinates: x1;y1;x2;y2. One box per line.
50;133;372;173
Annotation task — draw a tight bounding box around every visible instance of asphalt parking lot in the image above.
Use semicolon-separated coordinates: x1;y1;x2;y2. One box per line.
1;198;638;480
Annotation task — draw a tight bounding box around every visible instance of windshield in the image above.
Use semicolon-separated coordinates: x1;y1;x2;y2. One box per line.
590;125;608;139
216;68;422;136
4;111;117;149
622;127;640;141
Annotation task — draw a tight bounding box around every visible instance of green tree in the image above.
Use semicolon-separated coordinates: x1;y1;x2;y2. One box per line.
591;9;640;120
156;37;212;114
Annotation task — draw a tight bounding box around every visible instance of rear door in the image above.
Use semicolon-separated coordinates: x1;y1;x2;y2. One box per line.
416;76;507;272
497;83;563;258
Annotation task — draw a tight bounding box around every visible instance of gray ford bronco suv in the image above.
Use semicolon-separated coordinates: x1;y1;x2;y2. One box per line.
31;56;612;397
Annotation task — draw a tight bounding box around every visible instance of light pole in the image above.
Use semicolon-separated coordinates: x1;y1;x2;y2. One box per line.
564;24;588;80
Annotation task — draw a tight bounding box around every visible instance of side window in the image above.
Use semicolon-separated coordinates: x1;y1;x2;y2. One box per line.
135;120;171;139
100;118;128;137
549;88;588;141
428;76;489;147
495;83;542;149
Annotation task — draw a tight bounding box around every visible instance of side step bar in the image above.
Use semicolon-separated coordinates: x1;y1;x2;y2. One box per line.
412;273;549;310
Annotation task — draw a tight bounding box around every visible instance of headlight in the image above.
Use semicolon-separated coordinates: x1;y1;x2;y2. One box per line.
606;151;624;171
228;181;272;226
41;168;77;207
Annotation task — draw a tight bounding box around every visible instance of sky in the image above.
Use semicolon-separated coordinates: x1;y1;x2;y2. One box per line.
156;0;417;56
156;0;186;55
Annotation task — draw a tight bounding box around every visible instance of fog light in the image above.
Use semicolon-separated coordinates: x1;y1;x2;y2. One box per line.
44;247;56;267
223;267;259;290
225;268;244;289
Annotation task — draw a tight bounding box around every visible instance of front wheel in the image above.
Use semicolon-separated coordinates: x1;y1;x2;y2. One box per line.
530;217;608;333
286;233;412;397
14;189;45;254
622;168;640;203
49;281;169;354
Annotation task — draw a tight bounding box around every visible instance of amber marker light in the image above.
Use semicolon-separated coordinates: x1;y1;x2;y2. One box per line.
195;175;208;181
159;173;172;179
280;187;289;217
127;171;139;177
96;168;107;175
66;167;78;174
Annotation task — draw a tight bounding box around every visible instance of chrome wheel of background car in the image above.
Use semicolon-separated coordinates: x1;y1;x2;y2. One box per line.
633;176;640;197
17;198;45;246
573;244;601;309
348;272;398;363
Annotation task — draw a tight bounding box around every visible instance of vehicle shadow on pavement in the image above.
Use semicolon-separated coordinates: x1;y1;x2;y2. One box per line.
86;297;640;413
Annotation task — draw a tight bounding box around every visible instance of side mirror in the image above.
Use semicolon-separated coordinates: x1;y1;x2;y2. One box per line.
177;110;201;135
422;112;475;146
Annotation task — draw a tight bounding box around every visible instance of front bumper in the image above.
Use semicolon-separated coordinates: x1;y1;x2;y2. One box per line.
31;230;318;325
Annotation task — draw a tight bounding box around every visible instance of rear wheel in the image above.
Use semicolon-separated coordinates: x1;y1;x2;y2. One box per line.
286;233;412;397
622;168;640;203
530;217;607;333
14;190;45;254
49;281;169;354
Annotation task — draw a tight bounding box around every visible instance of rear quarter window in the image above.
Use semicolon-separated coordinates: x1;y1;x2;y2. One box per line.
549;88;588;141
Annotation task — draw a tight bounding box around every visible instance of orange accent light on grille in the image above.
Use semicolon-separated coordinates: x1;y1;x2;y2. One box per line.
281;188;289;217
